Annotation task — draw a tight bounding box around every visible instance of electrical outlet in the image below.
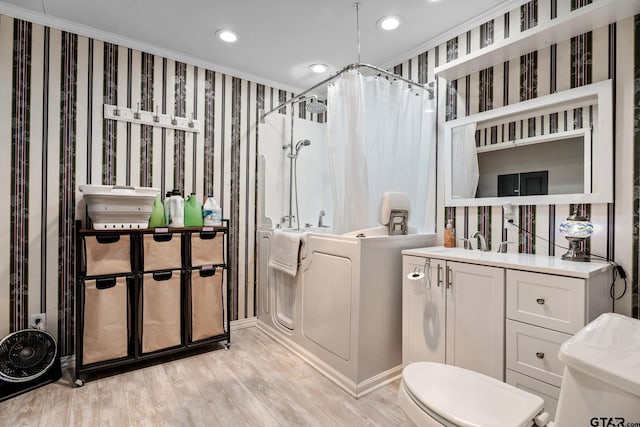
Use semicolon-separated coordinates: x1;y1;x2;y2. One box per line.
30;313;46;330
503;203;515;224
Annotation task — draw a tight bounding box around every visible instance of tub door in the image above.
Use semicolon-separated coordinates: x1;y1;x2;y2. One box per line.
302;252;352;361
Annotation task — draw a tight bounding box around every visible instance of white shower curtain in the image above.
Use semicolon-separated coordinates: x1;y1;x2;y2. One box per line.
327;70;436;234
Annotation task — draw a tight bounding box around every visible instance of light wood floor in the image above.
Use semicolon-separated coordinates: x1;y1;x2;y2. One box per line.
0;327;412;426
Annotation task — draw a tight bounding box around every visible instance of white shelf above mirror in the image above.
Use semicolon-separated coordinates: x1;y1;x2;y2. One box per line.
434;0;640;82
444;80;612;207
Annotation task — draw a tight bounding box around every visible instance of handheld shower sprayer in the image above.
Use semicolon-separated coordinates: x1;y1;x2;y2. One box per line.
295;139;311;151
288;139;311;158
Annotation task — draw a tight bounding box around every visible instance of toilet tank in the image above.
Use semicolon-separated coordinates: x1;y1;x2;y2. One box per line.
554;313;640;426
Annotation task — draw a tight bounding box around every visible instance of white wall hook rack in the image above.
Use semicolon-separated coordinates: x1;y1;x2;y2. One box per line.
103;104;200;134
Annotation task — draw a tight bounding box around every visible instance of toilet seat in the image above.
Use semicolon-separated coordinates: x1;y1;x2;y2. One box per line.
400;362;544;427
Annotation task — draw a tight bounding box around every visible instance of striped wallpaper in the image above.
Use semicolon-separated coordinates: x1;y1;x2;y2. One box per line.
392;2;638;318
0;1;638;358
0;14;282;355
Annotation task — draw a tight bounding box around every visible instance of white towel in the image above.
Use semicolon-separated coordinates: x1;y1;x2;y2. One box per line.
269;229;305;276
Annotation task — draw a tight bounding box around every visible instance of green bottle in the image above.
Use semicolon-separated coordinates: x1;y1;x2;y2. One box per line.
148;195;166;228
184;193;204;227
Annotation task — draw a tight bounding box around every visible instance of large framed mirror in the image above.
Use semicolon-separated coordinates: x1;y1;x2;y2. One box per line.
444;79;612;207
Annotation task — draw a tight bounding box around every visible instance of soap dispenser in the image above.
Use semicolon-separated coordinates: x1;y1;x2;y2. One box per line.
444;219;455;248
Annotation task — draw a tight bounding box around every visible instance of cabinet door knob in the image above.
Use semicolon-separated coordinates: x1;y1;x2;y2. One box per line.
536;352;544;359
536;298;545;305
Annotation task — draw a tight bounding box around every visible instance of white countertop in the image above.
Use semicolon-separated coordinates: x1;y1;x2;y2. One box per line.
402;247;611;278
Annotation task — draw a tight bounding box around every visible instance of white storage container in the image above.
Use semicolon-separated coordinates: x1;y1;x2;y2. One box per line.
80;185;160;230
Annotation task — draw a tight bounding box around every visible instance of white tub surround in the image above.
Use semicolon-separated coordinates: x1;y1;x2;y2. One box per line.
402;247;611;416
258;230;436;398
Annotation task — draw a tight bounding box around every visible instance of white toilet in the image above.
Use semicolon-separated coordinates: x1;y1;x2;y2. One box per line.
398;313;640;426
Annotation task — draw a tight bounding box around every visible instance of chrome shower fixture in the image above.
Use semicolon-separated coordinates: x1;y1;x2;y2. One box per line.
304;96;327;114
295;139;311;151
288;139;311;158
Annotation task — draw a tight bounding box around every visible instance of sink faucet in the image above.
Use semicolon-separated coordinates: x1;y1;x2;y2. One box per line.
459;237;473;250
471;231;488;251
497;241;514;253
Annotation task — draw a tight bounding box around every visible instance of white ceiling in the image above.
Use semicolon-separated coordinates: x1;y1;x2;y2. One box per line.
0;0;515;92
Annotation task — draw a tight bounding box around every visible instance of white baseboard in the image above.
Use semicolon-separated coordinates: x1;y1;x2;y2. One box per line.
256;320;400;398
231;317;257;330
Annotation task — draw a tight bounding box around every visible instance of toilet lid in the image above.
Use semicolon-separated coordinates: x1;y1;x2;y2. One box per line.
402;362;544;427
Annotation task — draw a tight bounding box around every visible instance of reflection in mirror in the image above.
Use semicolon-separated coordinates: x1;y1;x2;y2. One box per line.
476;132;586;198
451;123;479;199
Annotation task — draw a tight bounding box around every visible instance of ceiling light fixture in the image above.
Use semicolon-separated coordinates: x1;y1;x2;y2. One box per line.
309;63;328;73
216;29;238;43
377;15;402;31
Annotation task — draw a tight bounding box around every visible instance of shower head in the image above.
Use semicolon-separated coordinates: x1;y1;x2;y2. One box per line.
287;140;311;159
304;95;327;114
295;139;311;152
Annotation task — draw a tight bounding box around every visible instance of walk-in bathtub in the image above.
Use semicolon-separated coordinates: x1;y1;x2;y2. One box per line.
256;227;436;398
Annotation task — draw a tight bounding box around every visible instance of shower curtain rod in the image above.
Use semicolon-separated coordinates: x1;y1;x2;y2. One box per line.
260;63;435;122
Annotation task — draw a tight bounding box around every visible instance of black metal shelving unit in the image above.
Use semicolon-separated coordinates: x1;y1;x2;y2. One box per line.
74;220;230;385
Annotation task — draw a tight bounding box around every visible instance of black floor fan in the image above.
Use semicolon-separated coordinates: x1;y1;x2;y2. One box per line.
0;329;62;402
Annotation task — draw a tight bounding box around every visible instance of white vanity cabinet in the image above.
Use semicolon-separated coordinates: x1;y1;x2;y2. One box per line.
505;268;610;418
402;256;446;365
402;247;611;417
402;255;505;381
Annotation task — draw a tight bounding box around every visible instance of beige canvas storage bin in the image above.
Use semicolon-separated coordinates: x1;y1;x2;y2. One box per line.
82;277;129;364
84;234;132;276
191;268;224;341
142;271;181;353
191;231;224;267
143;233;182;271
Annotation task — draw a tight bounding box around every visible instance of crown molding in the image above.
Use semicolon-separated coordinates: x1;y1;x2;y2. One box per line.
0;1;304;93
381;0;528;70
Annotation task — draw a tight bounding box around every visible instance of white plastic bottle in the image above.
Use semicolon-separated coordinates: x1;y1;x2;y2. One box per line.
166;190;184;228
203;195;222;226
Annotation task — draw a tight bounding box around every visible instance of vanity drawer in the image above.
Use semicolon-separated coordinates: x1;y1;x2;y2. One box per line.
506;370;560;419
506;270;585;334
506;320;570;387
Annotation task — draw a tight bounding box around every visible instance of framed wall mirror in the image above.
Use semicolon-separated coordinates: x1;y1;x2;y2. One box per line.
444;79;612;207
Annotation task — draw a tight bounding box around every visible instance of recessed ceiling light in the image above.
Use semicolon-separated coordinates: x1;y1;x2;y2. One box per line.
216;29;238;43
377;16;402;31
309;63;328;73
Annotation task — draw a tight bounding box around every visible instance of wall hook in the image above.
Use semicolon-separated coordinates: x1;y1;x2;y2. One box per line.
134;102;141;120
113;107;120;117
153;106;159;123
171;115;177;126
188;113;194;128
